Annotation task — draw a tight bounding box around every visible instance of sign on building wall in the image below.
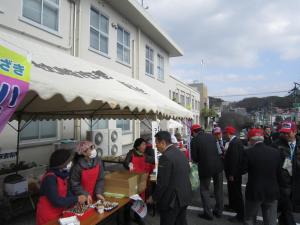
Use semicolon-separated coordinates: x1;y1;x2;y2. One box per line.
0;40;31;133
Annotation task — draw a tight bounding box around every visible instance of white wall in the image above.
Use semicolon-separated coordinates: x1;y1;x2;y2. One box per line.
78;0;137;78
0;0;73;53
0;0;184;167
138;32;171;97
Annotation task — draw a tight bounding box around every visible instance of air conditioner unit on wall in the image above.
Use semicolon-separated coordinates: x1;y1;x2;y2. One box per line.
86;129;109;157
109;128;122;156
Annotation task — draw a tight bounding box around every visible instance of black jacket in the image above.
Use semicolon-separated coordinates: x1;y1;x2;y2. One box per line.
264;136;273;146
272;137;300;212
153;145;192;210
191;132;223;177
224;136;245;177
244;142;281;201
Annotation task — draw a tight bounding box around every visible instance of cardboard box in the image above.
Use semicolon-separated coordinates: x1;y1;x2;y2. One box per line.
104;171;149;197
137;173;148;193
104;171;139;197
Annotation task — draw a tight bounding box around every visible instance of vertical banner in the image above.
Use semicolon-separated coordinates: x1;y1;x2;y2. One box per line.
151;120;160;177
0;43;31;132
185;119;192;161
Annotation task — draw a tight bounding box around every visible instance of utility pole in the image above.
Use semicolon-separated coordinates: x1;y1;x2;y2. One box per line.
289;82;300;121
270;100;273;129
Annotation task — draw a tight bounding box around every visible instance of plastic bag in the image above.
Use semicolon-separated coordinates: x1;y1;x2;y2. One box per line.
189;163;200;191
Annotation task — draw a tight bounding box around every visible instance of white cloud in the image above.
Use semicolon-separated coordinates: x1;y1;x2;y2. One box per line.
147;0;300;67
202;74;265;82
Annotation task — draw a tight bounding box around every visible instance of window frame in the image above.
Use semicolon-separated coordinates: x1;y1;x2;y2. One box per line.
180;91;185;106
89;7;110;56
157;54;164;81
145;45;154;76
21;0;60;33
116;25;131;65
91;119;108;130
20;120;59;144
116;119;132;134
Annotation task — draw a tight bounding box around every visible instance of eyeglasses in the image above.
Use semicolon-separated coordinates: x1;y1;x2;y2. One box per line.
83;144;95;152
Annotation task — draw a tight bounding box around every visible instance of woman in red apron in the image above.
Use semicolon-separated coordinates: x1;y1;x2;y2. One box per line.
70;141;105;205
123;138;155;225
124;138;155;179
36;149;86;225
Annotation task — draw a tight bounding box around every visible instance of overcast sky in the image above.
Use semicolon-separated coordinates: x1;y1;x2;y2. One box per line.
143;0;300;101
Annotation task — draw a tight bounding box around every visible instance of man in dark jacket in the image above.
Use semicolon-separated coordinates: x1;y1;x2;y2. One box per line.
243;128;282;225
263;126;273;146
191;124;224;220
272;121;300;225
149;131;192;225
223;126;245;222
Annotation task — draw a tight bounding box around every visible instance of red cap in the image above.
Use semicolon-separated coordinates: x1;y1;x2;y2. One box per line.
224;126;236;135
191;124;201;133
279;121;297;133
248;128;264;139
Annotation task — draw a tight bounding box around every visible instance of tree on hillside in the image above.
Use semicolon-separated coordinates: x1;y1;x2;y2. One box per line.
201;107;217;129
209;97;224;108
219;112;253;131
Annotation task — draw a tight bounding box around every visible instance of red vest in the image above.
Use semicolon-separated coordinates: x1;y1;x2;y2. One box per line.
81;163;100;197
131;154;154;201
36;172;68;225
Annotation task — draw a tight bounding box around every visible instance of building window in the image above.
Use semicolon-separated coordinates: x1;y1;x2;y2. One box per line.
192;98;195;110
90;8;109;54
186;95;191;107
145;46;154;76
116;119;131;133
172;91;176;101
20;120;57;141
180;92;185;106
157;54;164;80
169;90;172;99
117;26;130;64
92;119;108;129
22;0;59;31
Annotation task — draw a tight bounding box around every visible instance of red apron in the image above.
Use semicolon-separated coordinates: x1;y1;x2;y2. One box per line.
131;154;154;200
81;163;100;197
36;172;68;225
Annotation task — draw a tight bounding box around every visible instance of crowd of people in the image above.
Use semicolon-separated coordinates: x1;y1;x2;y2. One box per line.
34;120;300;225
190;121;300;225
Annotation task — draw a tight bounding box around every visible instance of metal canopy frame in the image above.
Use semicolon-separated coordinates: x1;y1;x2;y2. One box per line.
6;94;182;173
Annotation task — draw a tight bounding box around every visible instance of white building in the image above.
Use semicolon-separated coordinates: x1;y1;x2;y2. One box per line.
0;0;201;168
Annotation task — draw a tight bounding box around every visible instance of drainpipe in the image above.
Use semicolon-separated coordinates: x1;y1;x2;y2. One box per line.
69;0;81;140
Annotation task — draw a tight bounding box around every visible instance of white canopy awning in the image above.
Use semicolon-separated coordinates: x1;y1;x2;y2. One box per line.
0;31;193;121
168;119;183;129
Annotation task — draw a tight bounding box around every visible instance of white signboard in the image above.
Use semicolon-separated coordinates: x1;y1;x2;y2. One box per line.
151;121;160;176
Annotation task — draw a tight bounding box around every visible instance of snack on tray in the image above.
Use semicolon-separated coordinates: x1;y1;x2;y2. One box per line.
94;200;119;212
63;203;95;222
64;203;90;216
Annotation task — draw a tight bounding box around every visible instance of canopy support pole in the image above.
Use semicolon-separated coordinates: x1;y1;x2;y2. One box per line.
7;93;39;174
84;103;108;131
131;113;152;131
15;116;21;174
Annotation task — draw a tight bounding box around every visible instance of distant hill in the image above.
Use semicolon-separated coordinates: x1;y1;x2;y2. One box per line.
209;97;224;108
209;95;296;112
232;95;294;112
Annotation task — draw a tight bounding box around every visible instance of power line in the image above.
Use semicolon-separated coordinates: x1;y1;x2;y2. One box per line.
211;90;289;98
